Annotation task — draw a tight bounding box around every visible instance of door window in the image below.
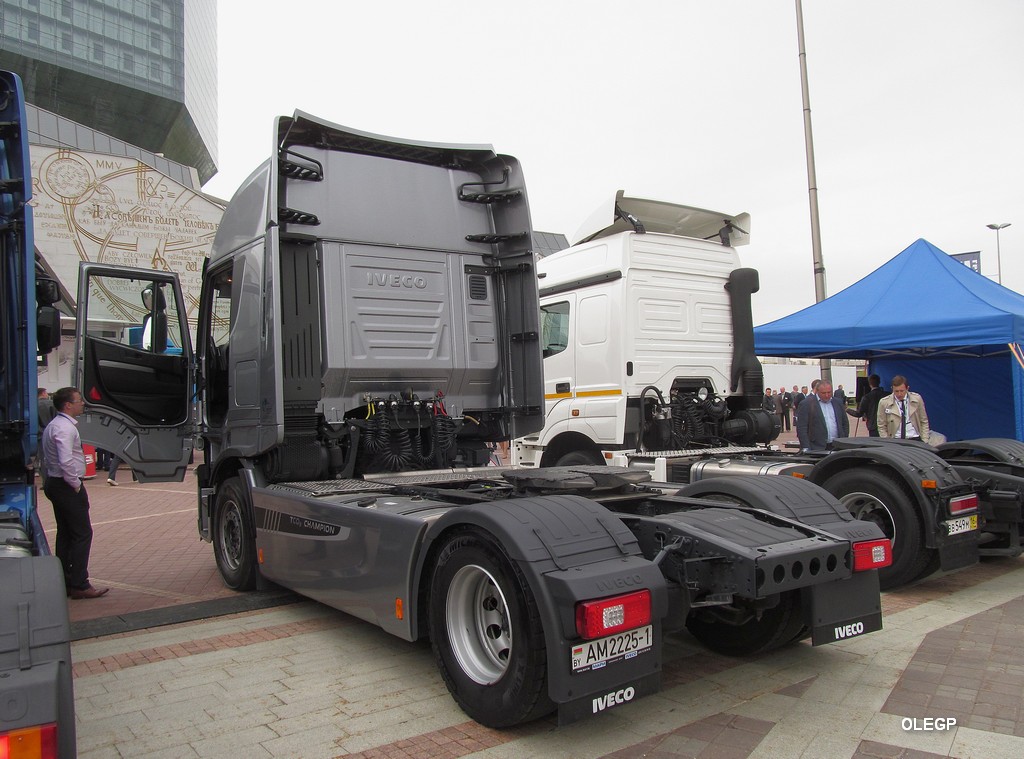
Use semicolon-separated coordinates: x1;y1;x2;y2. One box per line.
80;273;189;424
541;301;570;358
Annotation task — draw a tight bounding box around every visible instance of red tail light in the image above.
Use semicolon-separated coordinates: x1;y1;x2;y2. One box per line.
575;590;651;640
0;723;58;759
949;494;979;515
853;539;892;571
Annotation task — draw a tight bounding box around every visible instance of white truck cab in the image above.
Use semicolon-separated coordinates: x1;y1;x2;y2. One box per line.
515;191;757;467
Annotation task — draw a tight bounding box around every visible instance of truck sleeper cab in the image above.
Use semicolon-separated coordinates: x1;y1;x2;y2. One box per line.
74;118;889;727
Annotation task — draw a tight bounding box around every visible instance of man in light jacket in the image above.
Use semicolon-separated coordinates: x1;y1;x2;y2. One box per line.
876;375;931;443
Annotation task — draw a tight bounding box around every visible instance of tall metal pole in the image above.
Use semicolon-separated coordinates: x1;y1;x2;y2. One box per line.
987;222;1011;285
795;0;831;384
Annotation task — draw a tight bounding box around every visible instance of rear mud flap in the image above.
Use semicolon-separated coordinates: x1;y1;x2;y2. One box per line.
807;571;883;646
557;672;662;725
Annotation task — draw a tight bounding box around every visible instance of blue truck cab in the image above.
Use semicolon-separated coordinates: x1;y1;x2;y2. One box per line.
0;70;76;759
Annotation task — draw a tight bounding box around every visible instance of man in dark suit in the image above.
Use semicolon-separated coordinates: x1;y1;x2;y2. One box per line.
796;381;849;451
846;374;886;437
791;385;806;426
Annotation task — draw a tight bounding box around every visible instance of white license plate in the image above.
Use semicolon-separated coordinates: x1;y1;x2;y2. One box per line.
572;625;653;673
946;514;978;536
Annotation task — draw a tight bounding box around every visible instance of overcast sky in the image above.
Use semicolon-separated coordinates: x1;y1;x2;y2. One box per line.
202;0;1022;326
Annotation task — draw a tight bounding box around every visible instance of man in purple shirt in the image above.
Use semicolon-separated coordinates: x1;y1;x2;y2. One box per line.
41;387;109;599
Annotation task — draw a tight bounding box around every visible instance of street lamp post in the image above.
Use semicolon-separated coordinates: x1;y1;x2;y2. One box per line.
987;222;1011;285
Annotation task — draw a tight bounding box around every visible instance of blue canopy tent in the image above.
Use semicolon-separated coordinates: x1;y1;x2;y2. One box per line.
754;239;1024;441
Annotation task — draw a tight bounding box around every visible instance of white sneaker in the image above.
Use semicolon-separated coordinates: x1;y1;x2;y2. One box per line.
107;478;118;486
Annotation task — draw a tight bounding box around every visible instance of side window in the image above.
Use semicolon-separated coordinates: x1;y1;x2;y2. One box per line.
84;275;183;355
206;265;234;348
541;301;570;358
202;264;235;426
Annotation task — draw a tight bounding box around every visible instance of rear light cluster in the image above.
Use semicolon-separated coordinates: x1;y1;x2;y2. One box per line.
575;590;651;640
949;494;979;515
853;539;892;572
0;723;58;759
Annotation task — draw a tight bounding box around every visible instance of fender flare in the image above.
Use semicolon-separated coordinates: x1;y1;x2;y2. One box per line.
807;444;966;539
679;475;886;544
411;494;668;705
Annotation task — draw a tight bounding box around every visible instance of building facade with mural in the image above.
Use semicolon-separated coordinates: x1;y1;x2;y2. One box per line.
0;0;222;389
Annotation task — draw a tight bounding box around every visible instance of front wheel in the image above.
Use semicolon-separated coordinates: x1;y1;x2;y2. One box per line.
212;476;259;590
428;530;554;727
685;591;806;656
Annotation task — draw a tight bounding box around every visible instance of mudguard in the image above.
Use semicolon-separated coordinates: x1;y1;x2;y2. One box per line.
415;495;668;724
679;474;885;544
810;438;974;552
675;476;884;646
934;439;1024;556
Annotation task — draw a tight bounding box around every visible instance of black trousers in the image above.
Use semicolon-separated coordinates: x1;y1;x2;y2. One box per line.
43;478;93;590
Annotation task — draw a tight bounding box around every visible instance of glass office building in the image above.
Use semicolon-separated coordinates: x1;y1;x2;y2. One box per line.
0;0;217;183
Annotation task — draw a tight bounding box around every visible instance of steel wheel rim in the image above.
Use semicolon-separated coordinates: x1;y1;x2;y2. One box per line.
219;502;243;570
446;564;512;684
839;491;897;547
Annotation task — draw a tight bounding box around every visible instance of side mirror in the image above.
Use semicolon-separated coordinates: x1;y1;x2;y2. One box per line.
36;277;60;306
37;305;61;354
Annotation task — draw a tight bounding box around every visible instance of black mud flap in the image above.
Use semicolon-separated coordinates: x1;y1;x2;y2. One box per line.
937;530;980;572
557;672;662;725
807;571;883;646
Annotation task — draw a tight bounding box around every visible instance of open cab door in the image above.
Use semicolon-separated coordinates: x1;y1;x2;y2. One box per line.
74;264;195;481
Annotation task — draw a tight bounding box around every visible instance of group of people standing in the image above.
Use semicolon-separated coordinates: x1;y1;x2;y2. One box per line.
766;374;931;452
762;383;849;433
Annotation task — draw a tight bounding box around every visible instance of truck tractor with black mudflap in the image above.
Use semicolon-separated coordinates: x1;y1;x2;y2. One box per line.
73;115;891;727
512;191;1018;591
0;70;77;759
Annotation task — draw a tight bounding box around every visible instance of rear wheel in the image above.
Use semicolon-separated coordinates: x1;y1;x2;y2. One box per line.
428;530;554;727
686;591;806;656
212;476;259;590
822;468;932;589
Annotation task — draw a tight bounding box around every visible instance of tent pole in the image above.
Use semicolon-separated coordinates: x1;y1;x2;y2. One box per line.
795;0;832;384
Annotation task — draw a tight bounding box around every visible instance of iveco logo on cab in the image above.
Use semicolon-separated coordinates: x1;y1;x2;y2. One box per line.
592;686;636;713
366;272;427;289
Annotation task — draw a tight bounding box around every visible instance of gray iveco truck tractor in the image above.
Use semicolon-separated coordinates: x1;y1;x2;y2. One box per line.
73;113;891;727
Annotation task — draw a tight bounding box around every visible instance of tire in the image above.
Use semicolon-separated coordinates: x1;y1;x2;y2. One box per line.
555;449;604;467
212;476;259;591
822;468;933;590
685;590;806;656
428;530;554;727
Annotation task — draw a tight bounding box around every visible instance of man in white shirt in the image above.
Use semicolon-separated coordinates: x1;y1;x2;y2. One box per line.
41;387;109;599
796;381;849;452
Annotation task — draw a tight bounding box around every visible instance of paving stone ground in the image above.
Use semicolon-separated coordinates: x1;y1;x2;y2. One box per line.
40;453;1024;758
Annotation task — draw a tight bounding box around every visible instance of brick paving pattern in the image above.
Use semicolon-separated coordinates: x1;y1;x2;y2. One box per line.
600;713;775;759
49;452;1024;758
882;596;1024;738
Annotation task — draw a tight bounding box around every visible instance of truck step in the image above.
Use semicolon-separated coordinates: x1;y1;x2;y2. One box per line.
366;467;511;487
279;149;324;181
268;479;393;497
465;232;529;244
278;206;320;225
458;188;523;204
627;446;767;458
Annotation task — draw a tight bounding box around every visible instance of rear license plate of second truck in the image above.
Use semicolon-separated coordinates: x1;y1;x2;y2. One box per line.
572;625;653;673
946;514;978;536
